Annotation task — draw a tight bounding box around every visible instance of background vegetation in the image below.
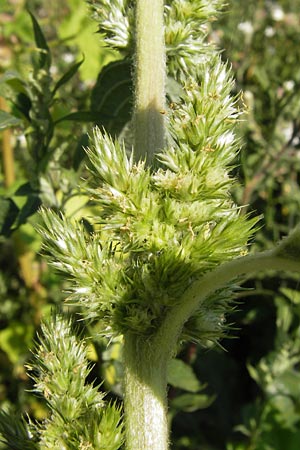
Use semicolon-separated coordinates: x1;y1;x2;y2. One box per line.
1;0;300;448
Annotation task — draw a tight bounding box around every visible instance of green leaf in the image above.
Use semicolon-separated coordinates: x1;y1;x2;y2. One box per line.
170;393;216;412
13;93;32;120
0;71;27;95
15;195;41;228
167;358;203;392
0;110;22;130
54;110;111;124
73;133;89;170
28;10;51;69
0;197;19;236
246;363;260;384
91;58;133;136
280;287;300;305
52;57;84;97
166;76;184;102
14;182;39;197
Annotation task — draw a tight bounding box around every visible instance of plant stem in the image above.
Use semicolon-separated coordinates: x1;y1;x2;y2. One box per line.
0;97;15;187
123;2;169;447
154;250;300;361
123;333;169;450
134;0;166;162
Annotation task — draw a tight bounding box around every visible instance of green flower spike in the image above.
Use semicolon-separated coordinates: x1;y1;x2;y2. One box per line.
2;2;300;450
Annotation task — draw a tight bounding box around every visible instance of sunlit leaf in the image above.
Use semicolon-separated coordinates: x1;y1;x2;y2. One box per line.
0;110;22;130
167;358;203;392
171;393;216;412
0;71;27;95
52;57;84;97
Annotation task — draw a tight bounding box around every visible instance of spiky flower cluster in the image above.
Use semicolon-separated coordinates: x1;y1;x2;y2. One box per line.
37;0;258;345
165;0;224;77
87;0;134;51
88;0;224;77
27;315;123;449
39;53;257;342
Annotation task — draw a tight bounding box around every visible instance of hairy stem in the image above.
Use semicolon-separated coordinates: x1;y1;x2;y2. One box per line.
123;333;169;450
124;2;168;446
154;249;300;361
134;0;166;162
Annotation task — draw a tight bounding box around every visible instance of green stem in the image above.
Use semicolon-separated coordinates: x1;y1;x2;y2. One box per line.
134;0;166;162
154;250;300;361
123;235;300;449
123;3;168;446
123;333;169;450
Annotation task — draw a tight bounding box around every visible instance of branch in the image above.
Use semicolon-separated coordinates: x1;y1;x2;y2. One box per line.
154;227;300;360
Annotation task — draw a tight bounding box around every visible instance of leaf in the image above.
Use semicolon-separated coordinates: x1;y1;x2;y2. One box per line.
0;110;22;130
52;57;84;97
73;133;89;170
28;10;51;69
13;93;32;120
170;393;216;412
280;287;300;305
14;182;39;197
246;363;260;384
0;197;19;236
54;110;111;124
166;76;184;102
15;195;42;228
167;358;203;392
91;58;133;136
0;71;27;95
253;66;270;91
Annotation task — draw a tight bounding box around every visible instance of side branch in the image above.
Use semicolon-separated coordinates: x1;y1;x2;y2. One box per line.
154;240;300;361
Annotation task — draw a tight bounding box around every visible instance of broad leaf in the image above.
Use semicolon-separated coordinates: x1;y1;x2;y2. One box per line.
170;393;216;412
0;110;22;130
0;71;27;95
91;58;133;136
167;358;203;393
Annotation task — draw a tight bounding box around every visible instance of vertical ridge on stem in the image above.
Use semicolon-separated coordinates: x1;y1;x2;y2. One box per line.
123;334;169;450
134;0;166;162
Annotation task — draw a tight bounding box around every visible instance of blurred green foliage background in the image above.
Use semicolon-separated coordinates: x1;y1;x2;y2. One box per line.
1;0;300;449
